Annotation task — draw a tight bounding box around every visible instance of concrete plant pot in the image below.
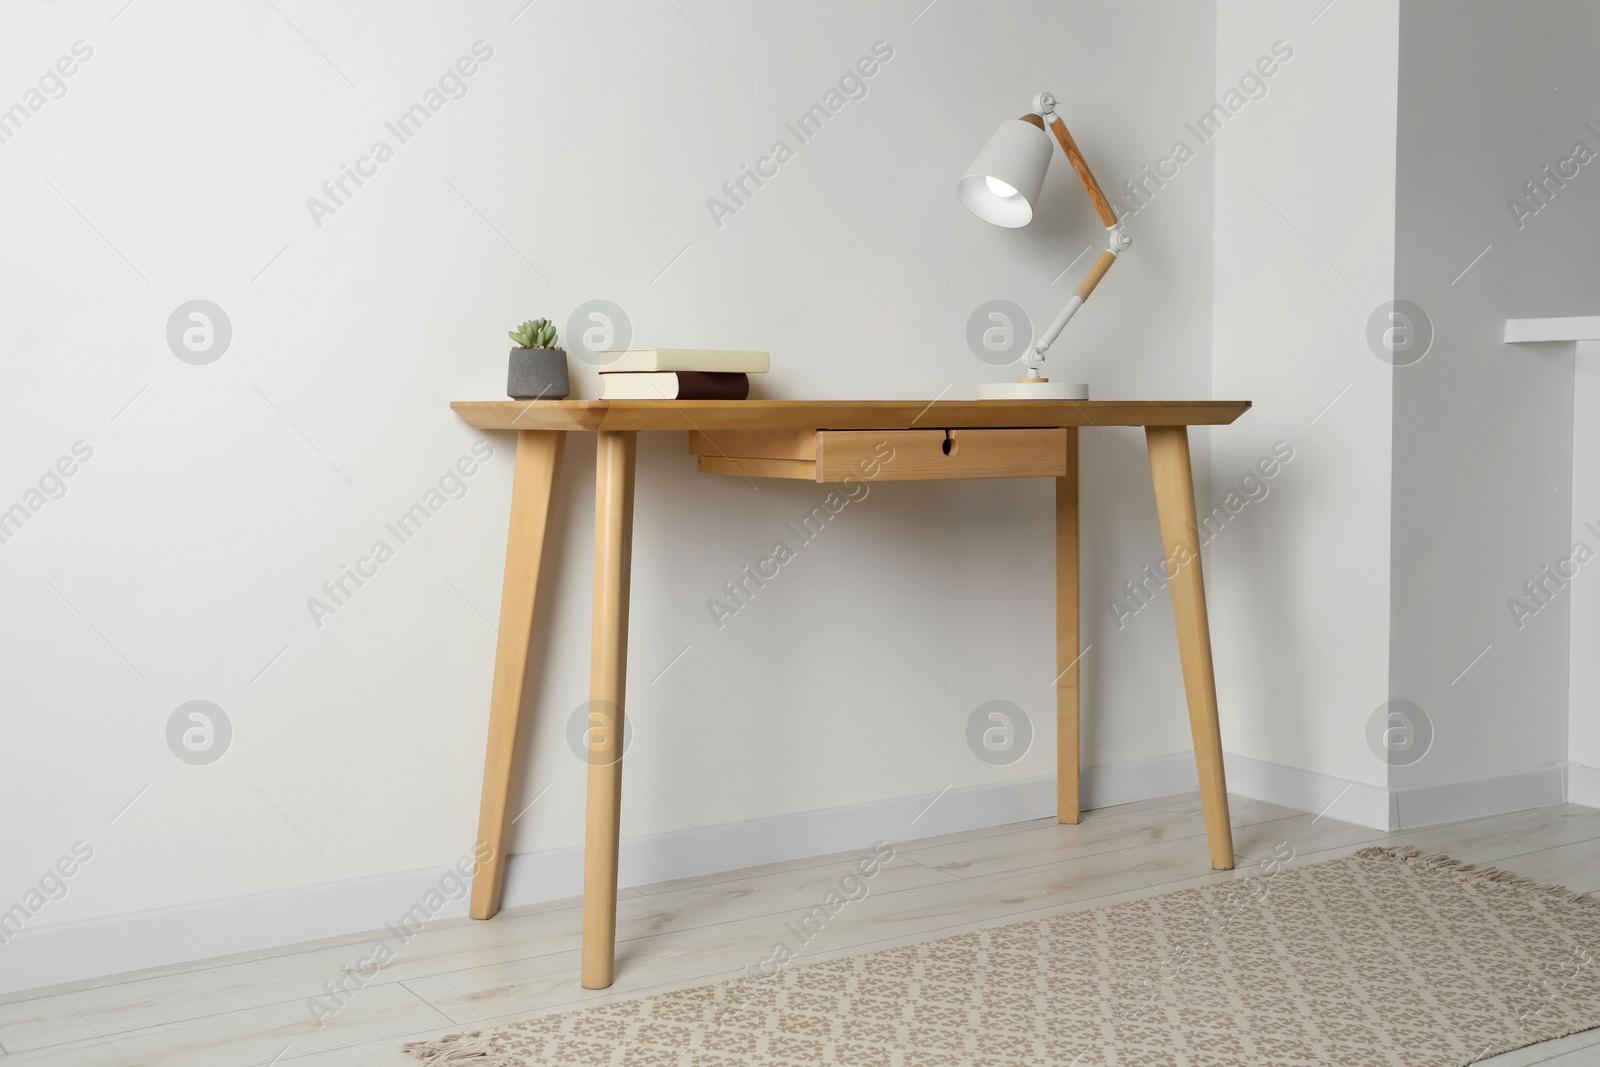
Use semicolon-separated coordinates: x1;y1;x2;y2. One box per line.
507;347;570;400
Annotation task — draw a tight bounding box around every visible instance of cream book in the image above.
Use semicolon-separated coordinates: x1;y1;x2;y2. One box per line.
601;372;749;401
600;349;769;374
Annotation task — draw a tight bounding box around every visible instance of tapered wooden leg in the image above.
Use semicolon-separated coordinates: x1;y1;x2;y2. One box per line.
1145;426;1235;870
1056;428;1081;824
581;431;637;989
470;430;566;920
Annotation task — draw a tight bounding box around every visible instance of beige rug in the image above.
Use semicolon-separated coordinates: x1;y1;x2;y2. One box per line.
405;848;1600;1066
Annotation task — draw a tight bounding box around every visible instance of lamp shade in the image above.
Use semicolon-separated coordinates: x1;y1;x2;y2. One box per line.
957;118;1053;228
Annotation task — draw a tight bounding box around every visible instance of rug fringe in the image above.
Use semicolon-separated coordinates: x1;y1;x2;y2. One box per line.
1357;845;1600;916
402;1031;506;1065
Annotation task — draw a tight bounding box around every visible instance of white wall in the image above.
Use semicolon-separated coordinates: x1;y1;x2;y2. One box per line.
1210;1;1399;800
1573;344;1600;779
0;0;1223;987
1391;0;1594;794
1207;0;1595;818
17;0;1588;992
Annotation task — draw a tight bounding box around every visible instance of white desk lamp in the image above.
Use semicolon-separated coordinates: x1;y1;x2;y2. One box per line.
959;92;1131;400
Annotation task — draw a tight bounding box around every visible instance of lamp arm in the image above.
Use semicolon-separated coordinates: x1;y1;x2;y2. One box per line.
1031;92;1118;227
1019;91;1134;379
1030;250;1117;366
1048;119;1119;228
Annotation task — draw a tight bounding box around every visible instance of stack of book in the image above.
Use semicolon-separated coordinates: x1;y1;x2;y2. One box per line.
599;350;769;400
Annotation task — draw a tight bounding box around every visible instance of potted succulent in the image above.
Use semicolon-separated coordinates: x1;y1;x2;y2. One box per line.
506;318;569;400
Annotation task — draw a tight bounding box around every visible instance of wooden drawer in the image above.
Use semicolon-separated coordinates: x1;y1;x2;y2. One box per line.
820;429;1068;481
691;428;1068;482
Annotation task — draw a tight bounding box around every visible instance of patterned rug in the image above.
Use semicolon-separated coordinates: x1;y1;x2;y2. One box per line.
405;848;1600;1066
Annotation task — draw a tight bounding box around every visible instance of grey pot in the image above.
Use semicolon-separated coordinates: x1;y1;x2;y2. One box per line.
507;347;570;400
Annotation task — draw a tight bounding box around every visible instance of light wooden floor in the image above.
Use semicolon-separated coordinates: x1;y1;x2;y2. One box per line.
4;794;1599;1066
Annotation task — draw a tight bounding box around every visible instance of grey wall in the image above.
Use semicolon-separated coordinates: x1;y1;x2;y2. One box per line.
1391;0;1600;789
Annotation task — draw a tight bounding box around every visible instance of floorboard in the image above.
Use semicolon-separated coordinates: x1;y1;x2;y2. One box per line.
2;793;1595;1065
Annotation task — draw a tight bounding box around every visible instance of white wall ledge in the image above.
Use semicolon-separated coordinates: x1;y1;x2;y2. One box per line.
1504;316;1600;343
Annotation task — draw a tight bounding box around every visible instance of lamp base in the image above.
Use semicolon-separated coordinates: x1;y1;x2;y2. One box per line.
977;379;1089;400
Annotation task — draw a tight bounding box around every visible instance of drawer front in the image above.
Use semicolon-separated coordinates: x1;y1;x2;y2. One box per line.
816;428;1068;481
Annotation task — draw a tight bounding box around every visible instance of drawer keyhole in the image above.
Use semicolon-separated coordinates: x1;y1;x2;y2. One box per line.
941;431;956;456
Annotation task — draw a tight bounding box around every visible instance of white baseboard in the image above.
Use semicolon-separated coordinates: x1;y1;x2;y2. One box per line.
1221;756;1574;832
506;751;1209;907
0;861;486;999
0;753;1199;997
2;753;1581;996
1567;761;1600;808
1392;765;1567;828
1222;752;1393;830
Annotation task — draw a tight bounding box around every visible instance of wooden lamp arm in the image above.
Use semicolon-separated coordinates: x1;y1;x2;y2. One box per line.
1018;92;1131;379
1047;117;1119;228
1073;249;1118;301
1029;250;1117;375
1018;108;1120;228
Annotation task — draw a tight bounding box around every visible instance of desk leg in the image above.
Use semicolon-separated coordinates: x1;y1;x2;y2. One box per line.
582;430;637;989
1145;426;1234;870
470;430;566;920
1056;428;1080;824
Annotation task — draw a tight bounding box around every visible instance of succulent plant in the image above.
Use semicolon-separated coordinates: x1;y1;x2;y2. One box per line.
509;318;559;349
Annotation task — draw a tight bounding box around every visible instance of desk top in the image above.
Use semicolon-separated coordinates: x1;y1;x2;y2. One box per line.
451;399;1251;432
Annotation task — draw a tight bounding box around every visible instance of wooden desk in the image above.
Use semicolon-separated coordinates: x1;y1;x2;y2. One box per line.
452;398;1251;989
